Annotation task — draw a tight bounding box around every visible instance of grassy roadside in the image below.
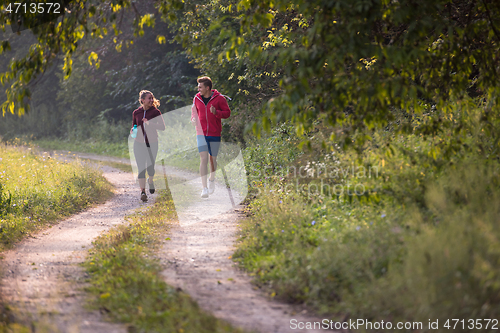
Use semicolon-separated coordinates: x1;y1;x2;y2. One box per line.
34;138;129;159
0;143;113;331
83;185;244;333
0;144;113;251
234;101;500;329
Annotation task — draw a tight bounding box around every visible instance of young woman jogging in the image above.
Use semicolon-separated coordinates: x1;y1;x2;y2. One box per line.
131;90;166;202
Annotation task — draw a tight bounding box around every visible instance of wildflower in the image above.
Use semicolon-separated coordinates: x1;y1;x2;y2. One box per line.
281;230;284;232
370;222;373;225
279;200;282;204
356;226;361;230
311;220;316;226
13;204;16;207
381;214;386;218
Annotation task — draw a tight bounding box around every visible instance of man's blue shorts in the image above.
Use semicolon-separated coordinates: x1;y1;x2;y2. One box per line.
197;135;221;156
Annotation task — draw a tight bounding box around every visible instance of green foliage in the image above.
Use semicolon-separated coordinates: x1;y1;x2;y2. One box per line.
0;2;199;145
234;97;500;327
84;187;243;333
35;137;130;158
0;0;199;121
243;122;302;196
159;0;500;145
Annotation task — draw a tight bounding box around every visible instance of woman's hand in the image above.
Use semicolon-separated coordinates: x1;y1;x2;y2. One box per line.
142;118;149;125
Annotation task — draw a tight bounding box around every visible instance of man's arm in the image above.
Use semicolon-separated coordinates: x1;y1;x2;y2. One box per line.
191;103;200;126
214;97;231;119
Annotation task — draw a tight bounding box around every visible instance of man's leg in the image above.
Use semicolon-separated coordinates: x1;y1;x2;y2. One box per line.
209;155;218;181
199;151;209;188
207;137;221;182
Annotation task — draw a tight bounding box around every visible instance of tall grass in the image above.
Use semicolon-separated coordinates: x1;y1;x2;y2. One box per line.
0;143;112;250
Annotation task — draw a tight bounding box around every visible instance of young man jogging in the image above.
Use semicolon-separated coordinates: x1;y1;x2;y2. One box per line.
191;77;231;198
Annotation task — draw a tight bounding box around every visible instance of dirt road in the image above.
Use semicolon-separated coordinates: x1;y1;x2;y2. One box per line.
1;151;332;332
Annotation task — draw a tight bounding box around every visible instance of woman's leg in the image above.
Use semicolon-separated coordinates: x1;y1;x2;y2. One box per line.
146;142;158;185
134;140;147;192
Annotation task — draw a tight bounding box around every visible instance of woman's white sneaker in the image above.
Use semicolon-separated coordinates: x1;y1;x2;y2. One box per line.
201;187;209;198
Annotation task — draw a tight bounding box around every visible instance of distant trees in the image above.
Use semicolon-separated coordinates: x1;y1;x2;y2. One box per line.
0;0;199;141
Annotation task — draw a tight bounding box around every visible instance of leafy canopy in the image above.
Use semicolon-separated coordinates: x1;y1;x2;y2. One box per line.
158;0;500;143
2;0;500;149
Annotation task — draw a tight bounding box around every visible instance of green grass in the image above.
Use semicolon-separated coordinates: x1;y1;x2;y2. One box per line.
83;184;245;333
34;138;129;159
0;143;113;251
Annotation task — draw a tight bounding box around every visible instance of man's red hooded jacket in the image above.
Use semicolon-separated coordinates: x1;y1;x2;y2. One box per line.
191;89;231;136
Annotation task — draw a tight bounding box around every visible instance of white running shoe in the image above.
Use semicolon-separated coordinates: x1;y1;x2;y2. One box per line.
201;187;209;198
208;179;215;194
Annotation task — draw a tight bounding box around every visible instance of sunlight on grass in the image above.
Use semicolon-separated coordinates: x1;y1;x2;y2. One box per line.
0;143;112;251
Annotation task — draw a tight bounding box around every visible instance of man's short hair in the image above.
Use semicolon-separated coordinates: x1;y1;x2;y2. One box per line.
197;76;212;90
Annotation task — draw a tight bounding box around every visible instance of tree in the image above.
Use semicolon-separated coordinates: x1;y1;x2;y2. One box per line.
158;0;500;145
0;0;158;116
2;0;500;149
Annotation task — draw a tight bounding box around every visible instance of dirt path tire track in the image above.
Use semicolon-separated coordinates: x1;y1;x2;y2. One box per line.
73;152;335;332
159;206;331;333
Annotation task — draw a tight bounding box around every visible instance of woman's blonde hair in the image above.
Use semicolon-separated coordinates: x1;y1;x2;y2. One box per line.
139;90;160;108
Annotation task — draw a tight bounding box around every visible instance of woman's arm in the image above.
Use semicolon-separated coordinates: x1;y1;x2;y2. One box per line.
146;109;166;131
131;112;137;134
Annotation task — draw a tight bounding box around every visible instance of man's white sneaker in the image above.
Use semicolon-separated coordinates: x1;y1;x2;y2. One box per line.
201;187;209;198
208;179;215;194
